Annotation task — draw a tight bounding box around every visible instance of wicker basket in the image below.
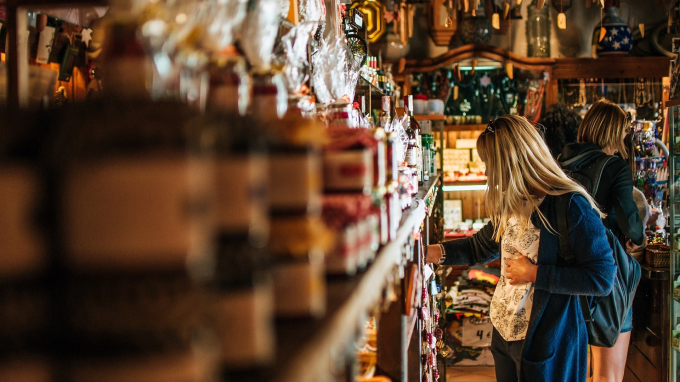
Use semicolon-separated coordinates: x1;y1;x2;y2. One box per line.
645;244;670;268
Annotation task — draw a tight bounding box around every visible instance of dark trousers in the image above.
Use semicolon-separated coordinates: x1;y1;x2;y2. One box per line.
490;328;524;382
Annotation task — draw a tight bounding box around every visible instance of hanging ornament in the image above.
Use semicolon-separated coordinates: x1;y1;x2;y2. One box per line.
599;27;606;42
464;0;469;12
639;23;645;37
81;27;93;48
454;64;462;82
506;62;514;79
503;2;510;18
537;0;545;9
516;0;522;4
558;12;566;29
453;85;459;100
492;12;500;29
54;86;68;107
471;59;478;76
556;0;566;29
599;0;604;7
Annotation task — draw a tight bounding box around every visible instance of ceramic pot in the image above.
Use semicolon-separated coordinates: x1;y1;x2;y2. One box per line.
458;16;492;45
593;7;632;56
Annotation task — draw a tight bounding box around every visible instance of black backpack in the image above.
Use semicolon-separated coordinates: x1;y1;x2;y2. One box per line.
557;155;641;348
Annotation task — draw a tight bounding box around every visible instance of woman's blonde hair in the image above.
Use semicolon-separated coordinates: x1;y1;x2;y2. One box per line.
477;115;604;242
578;99;630;159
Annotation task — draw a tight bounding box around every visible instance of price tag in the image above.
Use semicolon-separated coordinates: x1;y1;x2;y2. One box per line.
461;317;492;347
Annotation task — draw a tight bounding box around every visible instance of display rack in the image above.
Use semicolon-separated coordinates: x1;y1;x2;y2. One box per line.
267;177;439;382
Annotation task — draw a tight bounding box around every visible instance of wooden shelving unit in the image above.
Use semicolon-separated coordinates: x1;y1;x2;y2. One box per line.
414;114;446;121
443;124;486;132
266;177;439;382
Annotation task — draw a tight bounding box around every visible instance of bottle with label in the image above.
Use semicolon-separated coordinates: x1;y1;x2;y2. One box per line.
404;95;423;185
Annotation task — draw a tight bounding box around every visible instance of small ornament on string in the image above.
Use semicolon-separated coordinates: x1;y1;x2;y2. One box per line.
506;62;514;79
492;12;500;29
598;7;606;42
470;59;477;76
537;0;545;9
81;27;93;48
557;0;566;29
503;2;510;18
639;23;645;38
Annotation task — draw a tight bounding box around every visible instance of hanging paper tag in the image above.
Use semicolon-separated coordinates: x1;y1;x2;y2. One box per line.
599;27;606;42
503;3;510;18
516;0;522;4
557;12;567;29
464;0;469;12
36;25;56;64
537;0;545;9
454;64;462;82
592;44;598;58
639;23;645;38
599;0;604;7
453;85;459;100
492;13;500;29
471;59;478;76
506;62;514;79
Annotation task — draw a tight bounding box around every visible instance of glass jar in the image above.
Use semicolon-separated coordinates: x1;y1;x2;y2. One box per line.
526;1;551;58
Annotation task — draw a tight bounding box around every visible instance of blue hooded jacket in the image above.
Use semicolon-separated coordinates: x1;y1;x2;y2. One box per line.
441;193;616;382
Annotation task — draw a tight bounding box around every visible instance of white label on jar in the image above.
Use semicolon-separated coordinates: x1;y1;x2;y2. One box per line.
62;156;212;270
0;166;47;277
323;149;373;193
272;250;326;317
36;26;55;64
217;283;275;366
215;155;268;234
269;152;322;212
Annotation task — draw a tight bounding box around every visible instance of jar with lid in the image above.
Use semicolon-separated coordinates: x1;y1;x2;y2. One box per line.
526;0;551;57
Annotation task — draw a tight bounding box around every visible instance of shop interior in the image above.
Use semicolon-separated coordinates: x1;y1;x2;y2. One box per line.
1;0;680;381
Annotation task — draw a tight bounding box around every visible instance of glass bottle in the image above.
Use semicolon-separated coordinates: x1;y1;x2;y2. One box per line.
526;0;551;58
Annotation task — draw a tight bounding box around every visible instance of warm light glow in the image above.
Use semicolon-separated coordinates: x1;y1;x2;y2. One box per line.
442;184;488;191
175;13;188;24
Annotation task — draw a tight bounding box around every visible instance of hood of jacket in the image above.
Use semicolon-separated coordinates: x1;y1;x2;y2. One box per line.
558;142;607;172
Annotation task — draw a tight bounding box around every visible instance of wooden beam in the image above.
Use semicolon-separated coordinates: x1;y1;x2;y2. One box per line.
552;56;671;79
397;44;556;74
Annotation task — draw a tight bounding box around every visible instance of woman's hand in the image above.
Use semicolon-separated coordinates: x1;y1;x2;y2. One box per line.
506;254;538;285
426;244;445;265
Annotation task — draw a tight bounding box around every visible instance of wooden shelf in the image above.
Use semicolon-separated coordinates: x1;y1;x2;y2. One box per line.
414;115;446;121
267;178;437;382
665;98;680;108
443;124;486;132
552;56;670;80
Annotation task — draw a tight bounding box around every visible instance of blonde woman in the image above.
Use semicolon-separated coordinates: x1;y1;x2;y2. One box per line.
559;99;644;382
426;115;616;382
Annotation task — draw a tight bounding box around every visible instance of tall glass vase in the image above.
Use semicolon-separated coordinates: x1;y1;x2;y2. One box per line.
526;0;551;57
